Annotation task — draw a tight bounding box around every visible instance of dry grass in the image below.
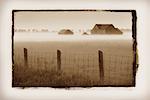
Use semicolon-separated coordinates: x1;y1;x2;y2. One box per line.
13;63;100;87
13;40;134;87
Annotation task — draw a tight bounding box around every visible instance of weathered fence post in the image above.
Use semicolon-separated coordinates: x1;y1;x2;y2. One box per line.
98;50;104;85
24;48;28;67
57;50;61;71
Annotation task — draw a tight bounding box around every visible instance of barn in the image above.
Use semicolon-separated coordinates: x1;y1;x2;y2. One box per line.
58;29;74;35
91;24;123;34
82;32;88;35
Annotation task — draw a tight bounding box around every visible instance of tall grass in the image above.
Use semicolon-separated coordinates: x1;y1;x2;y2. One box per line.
13;63;100;87
13;40;134;87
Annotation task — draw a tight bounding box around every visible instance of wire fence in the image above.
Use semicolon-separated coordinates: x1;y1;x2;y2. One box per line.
14;48;133;85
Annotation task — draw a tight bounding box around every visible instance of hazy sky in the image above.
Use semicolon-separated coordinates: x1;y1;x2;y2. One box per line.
14;11;132;30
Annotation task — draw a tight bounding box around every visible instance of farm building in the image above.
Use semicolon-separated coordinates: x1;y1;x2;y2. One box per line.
91;24;123;34
82;32;88;35
58;29;74;35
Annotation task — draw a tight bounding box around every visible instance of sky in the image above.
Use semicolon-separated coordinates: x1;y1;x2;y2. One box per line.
14;11;132;41
14;11;132;30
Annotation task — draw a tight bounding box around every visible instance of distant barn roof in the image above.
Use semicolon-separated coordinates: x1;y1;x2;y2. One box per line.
91;24;123;34
58;29;74;35
82;32;88;35
95;24;114;29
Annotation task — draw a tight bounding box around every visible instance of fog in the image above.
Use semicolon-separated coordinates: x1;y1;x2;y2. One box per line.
14;31;132;42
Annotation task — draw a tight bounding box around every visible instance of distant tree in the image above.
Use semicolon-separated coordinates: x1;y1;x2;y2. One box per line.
32;29;39;32
27;29;31;32
14;29;17;32
82;32;88;35
41;29;49;32
18;29;26;32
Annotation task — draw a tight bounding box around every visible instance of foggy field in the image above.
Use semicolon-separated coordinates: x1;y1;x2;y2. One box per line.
13;39;134;87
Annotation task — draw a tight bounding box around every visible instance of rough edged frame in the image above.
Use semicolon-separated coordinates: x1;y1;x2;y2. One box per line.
12;10;138;88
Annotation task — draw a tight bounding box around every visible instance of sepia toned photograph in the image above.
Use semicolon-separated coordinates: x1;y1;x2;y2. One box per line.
12;10;137;87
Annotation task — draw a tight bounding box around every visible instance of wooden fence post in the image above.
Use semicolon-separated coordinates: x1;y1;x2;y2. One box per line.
24;48;28;67
57;50;61;71
98;50;104;85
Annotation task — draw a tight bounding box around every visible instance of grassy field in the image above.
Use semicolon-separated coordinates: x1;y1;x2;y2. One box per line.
13;39;134;87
